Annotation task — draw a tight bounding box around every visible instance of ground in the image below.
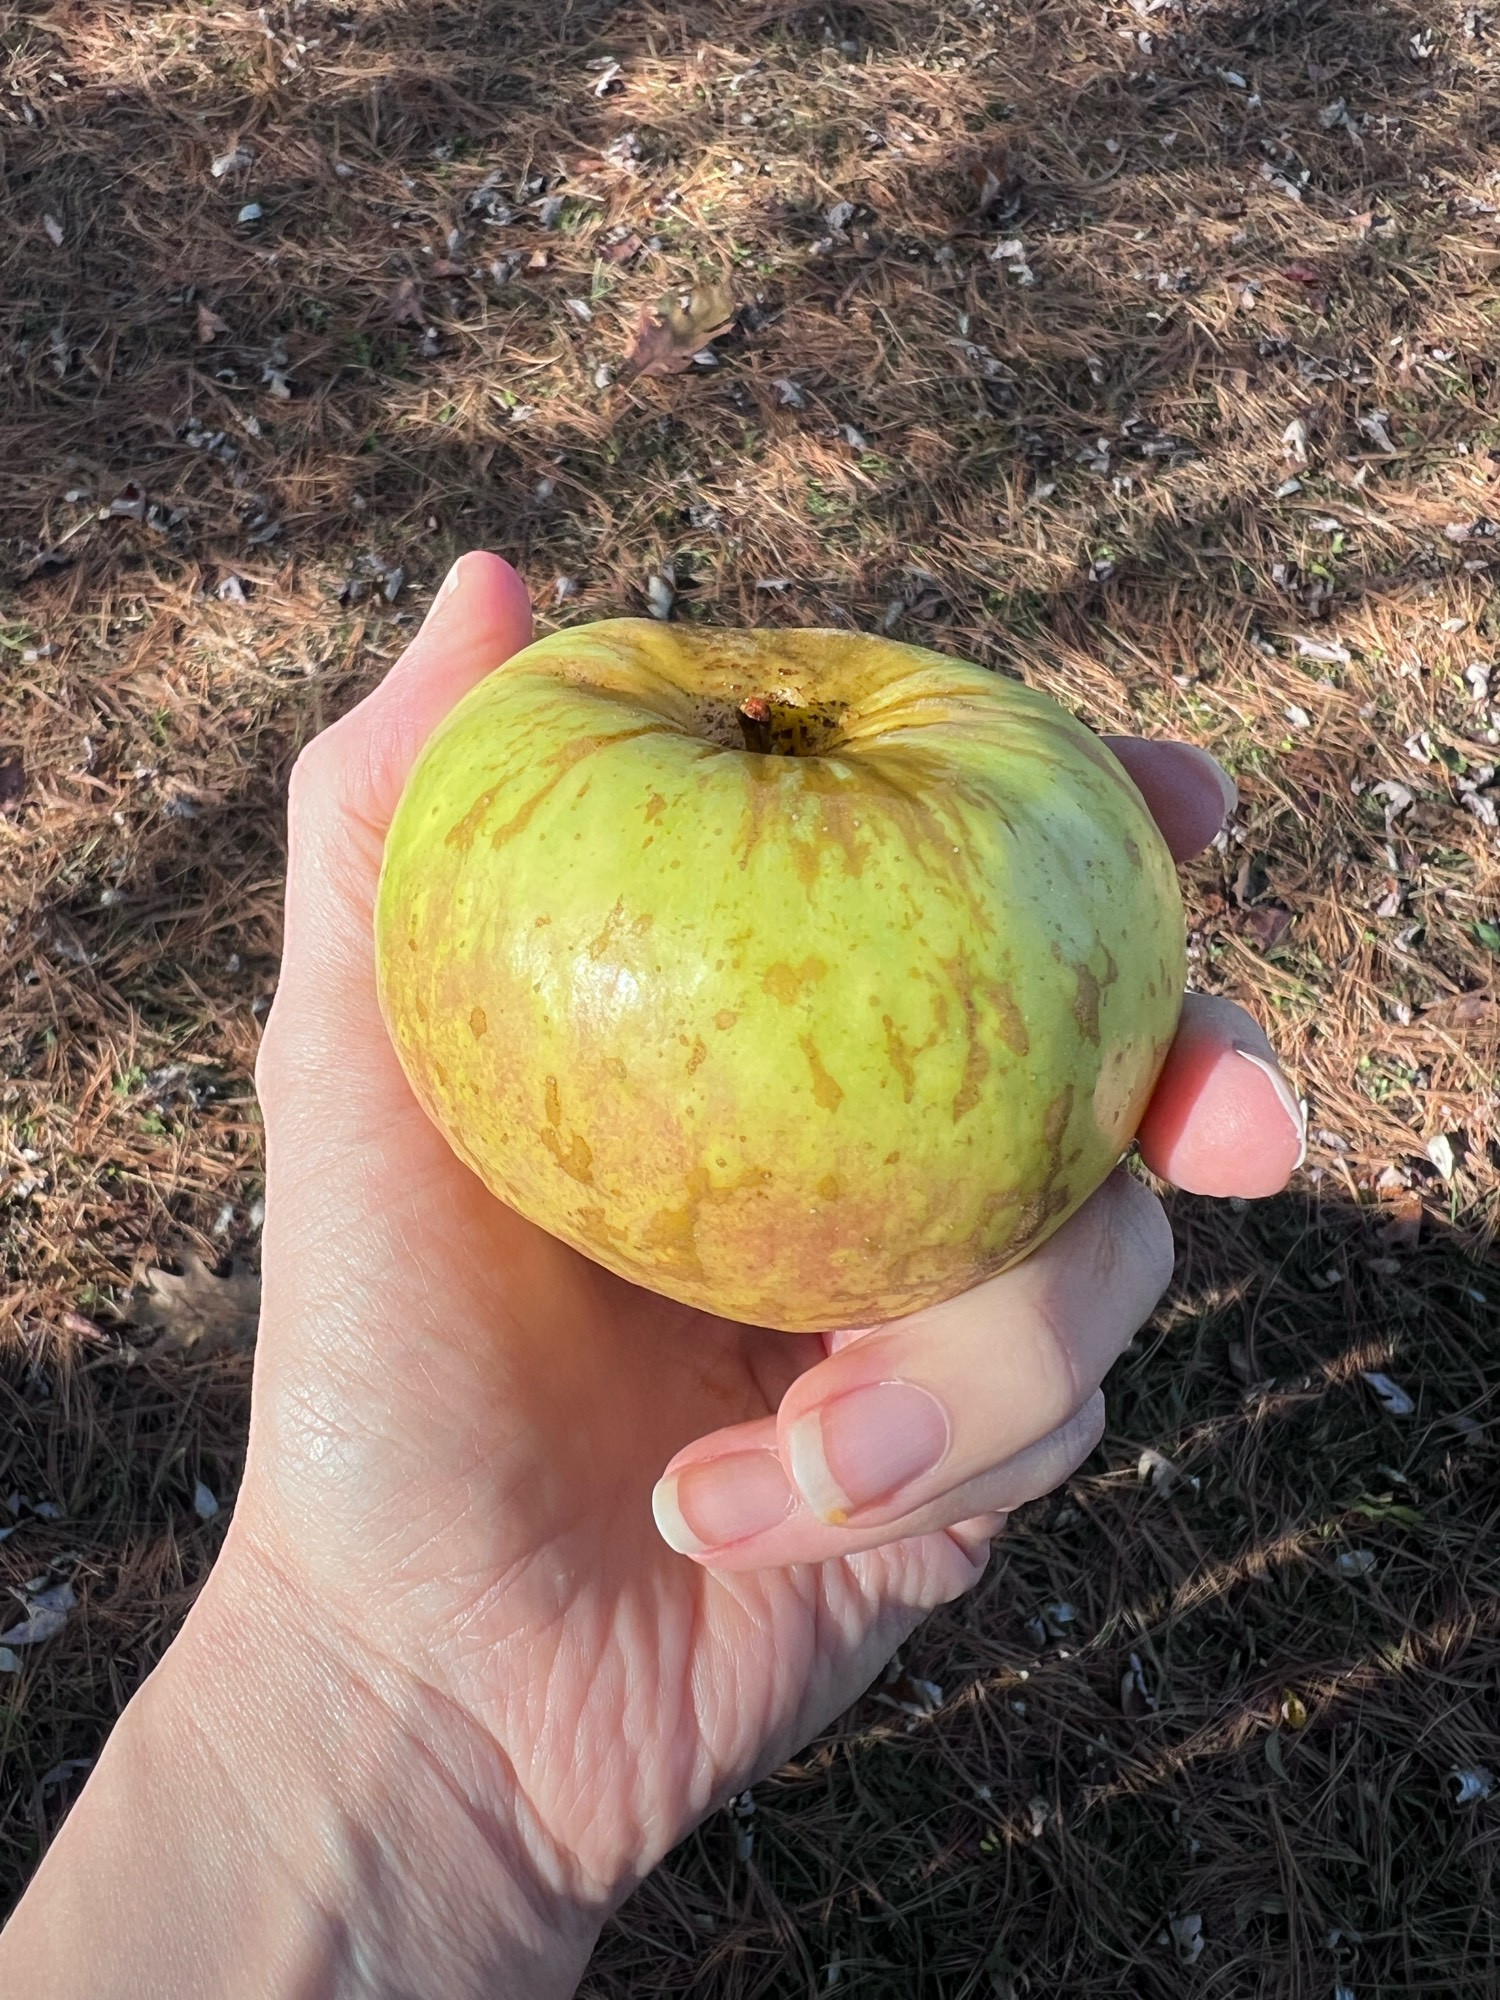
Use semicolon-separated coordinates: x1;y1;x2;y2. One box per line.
2;0;1498;1993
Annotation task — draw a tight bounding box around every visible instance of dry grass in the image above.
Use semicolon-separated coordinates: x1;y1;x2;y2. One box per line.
2;0;1498;1992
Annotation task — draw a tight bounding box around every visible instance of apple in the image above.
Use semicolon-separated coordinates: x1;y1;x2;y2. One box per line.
375;619;1185;1332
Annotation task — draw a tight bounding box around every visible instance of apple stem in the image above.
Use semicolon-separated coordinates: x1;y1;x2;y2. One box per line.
736;695;774;754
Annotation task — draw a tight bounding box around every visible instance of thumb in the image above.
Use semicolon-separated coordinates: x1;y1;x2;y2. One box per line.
256;552;533;1126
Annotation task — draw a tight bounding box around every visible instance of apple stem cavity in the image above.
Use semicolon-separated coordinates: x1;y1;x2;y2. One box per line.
736;695;775;755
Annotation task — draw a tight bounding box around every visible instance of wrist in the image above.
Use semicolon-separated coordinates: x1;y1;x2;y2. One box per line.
1;1530;601;2000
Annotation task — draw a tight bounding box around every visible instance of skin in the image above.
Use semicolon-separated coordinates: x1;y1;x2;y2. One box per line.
376;621;1188;1330
0;555;1305;1998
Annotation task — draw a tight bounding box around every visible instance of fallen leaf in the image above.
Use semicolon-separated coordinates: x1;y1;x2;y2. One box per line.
1420;992;1495;1030
59;1307;107;1342
1245;905;1293;950
43;212;65;247
0;1579;76;1647
193;1481;220;1520
1296;635;1352;662
196;303;231;344
624;280;736;378
1380;1191;1424;1251
1137;1447;1197;1497
210;144;252;178
1360;1369;1414;1417
1426;1132;1459;1180
1369;779;1414;832
1120;1652;1157;1716
1357;409;1397;454
1169;1914;1204;1966
127;1251;261;1354
429;259;467;279
1451;1765;1494;1805
1281;260;1322;286
1335;1548;1377;1577
390;278;425;325
967;147;1022;216
0;756;24;812
876;1667;943;1717
600;231;644;266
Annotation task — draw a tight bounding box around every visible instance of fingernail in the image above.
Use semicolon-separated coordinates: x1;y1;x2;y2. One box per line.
1233;1045;1307;1168
419;557;465;632
652;1451;794;1555
1182;744;1238;826
786;1382;950;1524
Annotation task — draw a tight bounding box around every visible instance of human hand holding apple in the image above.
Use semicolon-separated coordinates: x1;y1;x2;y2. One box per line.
0;554;1304;2000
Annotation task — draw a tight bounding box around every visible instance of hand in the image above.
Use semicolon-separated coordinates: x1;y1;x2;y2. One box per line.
245;551;1301;1856
0;555;1303;1999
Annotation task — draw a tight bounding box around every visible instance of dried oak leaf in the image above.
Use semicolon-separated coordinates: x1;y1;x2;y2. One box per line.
390;277;425;326
624;280;736;378
966;147;1023;217
1420;991;1495;1030
196;304;231;344
600;230;644;266
129;1252;261;1354
1245;905;1293;951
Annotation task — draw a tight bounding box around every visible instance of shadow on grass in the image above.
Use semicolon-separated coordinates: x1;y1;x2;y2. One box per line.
0;1184;1494;2000
586;1188;1499;1999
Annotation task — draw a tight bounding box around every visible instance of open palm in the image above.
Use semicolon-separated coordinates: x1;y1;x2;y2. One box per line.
236;554;1303;1907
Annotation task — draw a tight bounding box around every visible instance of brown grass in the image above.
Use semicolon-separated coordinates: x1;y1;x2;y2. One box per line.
3;0;1498;1992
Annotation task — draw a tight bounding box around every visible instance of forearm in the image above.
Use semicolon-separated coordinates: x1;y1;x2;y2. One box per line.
0;1540;600;2000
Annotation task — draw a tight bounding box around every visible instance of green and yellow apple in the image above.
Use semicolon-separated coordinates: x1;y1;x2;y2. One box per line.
375;620;1185;1332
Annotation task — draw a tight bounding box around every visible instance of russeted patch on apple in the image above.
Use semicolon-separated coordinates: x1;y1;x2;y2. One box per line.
375;620;1185;1332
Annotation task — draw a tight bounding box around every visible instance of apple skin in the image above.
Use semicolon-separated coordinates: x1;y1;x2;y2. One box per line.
375;619;1185;1332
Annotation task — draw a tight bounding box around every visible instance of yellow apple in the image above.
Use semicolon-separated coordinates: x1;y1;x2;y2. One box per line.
375;620;1185;1331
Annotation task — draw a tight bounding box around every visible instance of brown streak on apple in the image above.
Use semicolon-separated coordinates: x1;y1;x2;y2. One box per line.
640;1163;774;1282
644;791;668;823
482;726;665;851
762;957;828;1006
799;1035;845;1112
540;1125;594;1184
469;1006;488;1040
573;1204;626;1252
882;1014;917;1102
686;1036;708;1074
1072;964;1102;1045
1044;1083;1075;1153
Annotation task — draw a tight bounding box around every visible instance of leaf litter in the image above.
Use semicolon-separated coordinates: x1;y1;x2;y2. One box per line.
623;280;736;378
127;1251;261;1354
